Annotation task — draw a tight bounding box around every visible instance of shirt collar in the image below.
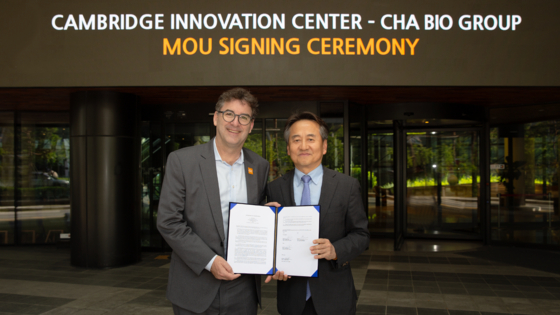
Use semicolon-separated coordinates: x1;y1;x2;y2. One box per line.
294;164;323;186
213;138;244;165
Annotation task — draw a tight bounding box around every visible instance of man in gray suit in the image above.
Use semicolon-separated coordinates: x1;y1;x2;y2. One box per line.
266;112;370;315
157;88;270;315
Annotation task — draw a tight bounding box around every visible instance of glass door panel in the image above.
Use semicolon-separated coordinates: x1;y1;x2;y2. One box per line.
243;120;263;157
490;122;560;245
368;133;394;233
0;112;14;244
165;123;211;153
141;121;164;248
19;113;70;244
406;130;481;238
141;122;211;248
265;119;293;181
323;118;344;174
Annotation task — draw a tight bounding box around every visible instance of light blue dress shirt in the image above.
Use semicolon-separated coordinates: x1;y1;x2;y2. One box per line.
294;165;323;300
205;139;248;271
293;165;323;206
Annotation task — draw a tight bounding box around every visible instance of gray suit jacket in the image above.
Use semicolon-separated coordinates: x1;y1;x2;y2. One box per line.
157;140;269;313
267;167;370;315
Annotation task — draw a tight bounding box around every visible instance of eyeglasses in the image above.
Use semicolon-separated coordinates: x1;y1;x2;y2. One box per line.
217;110;253;126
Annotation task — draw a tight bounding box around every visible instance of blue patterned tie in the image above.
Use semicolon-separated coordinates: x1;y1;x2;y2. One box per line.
300;175;312;301
301;175;312;206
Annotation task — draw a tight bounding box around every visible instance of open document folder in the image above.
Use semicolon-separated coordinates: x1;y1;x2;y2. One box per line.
226;203;320;277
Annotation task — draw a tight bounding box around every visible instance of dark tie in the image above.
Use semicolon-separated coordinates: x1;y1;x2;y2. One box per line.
300;175;312;300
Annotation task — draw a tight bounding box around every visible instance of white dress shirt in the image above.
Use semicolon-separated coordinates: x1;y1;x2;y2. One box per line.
205;139;248;271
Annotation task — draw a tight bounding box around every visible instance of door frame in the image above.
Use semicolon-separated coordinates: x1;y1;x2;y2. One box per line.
353;103;490;250
400;126;485;242
395;124;490;249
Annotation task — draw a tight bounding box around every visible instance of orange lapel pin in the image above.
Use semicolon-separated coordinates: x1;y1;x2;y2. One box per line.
248;167;254;175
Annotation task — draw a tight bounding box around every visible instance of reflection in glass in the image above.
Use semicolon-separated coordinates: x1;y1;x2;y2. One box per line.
406;131;480;238
141;122;211;248
266;119;293;181
141;122;164;248
368;133;394;233
490;121;560;245
323;118;344;174
0;112;14;244
350;128;361;182
19;113;70;244
244;120;263;157
165;123;211;153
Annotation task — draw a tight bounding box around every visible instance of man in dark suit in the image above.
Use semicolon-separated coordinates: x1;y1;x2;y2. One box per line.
157;88;270;315
266;111;370;315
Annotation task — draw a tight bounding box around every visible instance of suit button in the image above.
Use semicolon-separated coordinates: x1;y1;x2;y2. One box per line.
220;241;224;247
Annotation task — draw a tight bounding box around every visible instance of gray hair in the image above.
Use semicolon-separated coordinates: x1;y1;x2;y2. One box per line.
283;111;329;143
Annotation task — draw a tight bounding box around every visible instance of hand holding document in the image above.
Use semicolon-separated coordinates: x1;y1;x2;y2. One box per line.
265;270;290;283
210;255;241;281
311;238;337;260
226;203;320;277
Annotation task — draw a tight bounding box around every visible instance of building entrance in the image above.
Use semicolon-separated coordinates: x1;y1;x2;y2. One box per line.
405;129;481;240
366;128;483;241
361;104;488;249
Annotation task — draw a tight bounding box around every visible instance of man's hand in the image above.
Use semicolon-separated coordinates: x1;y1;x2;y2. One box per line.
310;238;337;260
265;271;290;283
265;202;281;208
210;256;241;281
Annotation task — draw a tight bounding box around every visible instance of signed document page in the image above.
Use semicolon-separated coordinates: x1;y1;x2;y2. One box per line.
275;206;320;277
226;203;276;275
